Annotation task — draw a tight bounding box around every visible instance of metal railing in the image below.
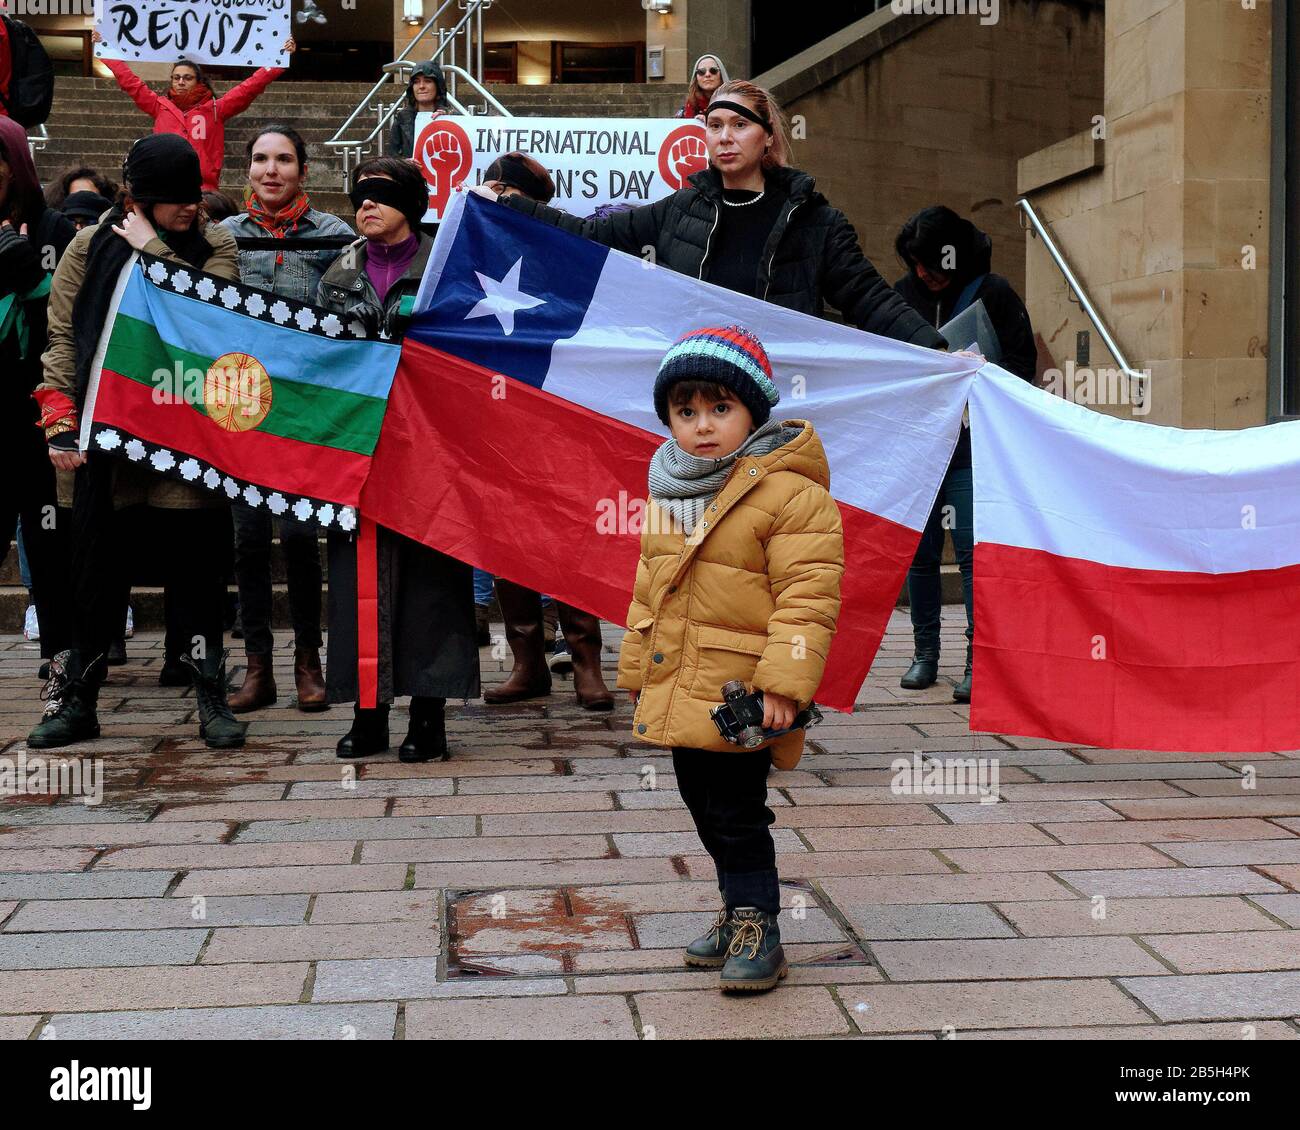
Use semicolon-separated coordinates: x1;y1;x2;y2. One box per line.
324;0;508;185
1017;196;1148;399
27;123;49;158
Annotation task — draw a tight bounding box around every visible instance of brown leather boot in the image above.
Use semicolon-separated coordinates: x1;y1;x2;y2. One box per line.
228;652;276;713
483;579;552;704
559;604;614;711
294;646;328;712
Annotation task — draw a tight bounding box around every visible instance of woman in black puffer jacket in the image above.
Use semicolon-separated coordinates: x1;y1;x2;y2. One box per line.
487;79;946;351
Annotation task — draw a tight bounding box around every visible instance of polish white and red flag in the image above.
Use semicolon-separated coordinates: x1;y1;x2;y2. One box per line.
969;365;1300;752
362;190;976;710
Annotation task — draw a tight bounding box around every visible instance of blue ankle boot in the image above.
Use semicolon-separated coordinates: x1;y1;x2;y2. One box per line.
720;907;788;992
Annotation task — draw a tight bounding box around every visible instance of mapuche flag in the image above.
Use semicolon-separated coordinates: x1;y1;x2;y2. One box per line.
361;191;977;710
83;252;401;530
970;364;1300;752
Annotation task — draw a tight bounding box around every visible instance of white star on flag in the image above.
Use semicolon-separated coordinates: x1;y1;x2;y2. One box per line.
465;257;544;336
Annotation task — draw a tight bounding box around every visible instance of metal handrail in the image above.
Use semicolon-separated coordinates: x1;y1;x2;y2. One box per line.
324;0;505;182
27;123;49;157
439;65;510;116
1017;196;1147;393
327;0;459;144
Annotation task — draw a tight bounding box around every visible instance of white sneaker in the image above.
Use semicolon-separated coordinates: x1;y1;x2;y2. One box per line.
23;604;39;641
124;605;135;639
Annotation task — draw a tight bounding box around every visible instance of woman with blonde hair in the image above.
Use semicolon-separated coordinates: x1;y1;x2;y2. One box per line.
484;79;945;348
676;54;729;119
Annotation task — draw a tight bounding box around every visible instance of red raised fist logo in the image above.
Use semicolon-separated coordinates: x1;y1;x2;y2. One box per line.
658;124;708;191
415;119;473;219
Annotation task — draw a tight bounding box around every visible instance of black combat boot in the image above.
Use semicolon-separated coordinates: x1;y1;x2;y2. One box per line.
719;908;788;993
337;703;390;759
398;696;449;763
183;650;248;749
953;643;973;704
27;651;103;749
900;649;939;689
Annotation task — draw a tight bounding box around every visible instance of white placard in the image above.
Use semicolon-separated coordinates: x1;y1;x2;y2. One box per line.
410;115;708;223
94;0;291;69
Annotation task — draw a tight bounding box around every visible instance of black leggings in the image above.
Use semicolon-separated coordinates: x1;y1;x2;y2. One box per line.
71;478;229;670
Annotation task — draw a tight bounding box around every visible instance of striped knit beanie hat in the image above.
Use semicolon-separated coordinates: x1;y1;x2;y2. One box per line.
654;325;780;427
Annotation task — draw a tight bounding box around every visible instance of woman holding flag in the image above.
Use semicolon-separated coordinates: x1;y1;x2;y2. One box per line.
485;79;946;350
221;123;354;716
317;157;480;763
27;134;246;752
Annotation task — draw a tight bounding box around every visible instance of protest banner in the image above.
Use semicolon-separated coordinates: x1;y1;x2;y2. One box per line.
94;0;291;68
410;114;707;222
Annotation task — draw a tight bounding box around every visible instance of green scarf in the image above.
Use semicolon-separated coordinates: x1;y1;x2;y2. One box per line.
0;272;52;359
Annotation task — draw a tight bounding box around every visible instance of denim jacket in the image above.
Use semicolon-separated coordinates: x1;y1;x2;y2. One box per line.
221;207;355;304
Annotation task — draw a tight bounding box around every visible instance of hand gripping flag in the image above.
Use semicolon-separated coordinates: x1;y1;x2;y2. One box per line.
361;190;978;710
970;364;1300;753
83;252;401;530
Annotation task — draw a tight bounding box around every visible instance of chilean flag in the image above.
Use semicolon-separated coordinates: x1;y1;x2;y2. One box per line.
970;365;1300;752
362;191;975;710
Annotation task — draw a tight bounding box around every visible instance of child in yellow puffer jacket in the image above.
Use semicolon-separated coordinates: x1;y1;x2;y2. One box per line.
616;325;844;992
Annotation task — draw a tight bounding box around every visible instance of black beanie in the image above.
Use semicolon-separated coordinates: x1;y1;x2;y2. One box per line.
61;190;114;225
123;135;203;205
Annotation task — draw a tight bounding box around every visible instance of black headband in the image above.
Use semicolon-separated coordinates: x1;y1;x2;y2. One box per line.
705;99;773;134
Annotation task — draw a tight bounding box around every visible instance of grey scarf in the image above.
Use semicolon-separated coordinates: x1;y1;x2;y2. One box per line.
648;419;798;535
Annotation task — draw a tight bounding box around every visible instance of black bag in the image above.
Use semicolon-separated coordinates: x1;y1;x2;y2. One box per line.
0;16;55;128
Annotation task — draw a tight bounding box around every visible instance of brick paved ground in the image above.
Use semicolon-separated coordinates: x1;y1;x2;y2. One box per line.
1;610;1298;1040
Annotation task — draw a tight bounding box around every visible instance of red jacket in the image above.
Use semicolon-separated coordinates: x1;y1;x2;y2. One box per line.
103;58;282;191
0;18;11;116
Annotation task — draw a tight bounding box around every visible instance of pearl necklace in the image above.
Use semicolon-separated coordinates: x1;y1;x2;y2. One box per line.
723;190;766;207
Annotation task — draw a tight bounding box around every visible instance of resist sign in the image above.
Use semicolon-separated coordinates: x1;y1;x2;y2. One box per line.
94;0;291;69
412;115;708;222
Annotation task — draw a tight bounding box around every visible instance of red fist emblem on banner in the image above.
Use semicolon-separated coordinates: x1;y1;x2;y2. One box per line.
658;124;709;191
415;119;473;219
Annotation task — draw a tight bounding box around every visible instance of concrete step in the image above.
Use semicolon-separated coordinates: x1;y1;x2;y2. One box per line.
0;538;327;588
0;584;314;635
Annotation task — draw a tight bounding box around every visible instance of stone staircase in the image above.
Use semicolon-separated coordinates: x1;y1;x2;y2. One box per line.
36;75;379;217
35;77;691;212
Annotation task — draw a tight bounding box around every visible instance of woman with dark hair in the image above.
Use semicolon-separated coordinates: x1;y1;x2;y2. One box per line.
388;60;451;158
202;190;241;224
44;165;118;210
483;79;945;348
28;134;245;751
220;122;353;714
473;152;614;712
91;29;295;191
893;204;1036;703
676;54;728;120
316;157;479;762
0;116;76;672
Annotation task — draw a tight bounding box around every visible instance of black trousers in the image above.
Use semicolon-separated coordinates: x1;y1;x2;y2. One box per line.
0;431;73;658
71;465;229;670
672;746;780;914
231;503;322;656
